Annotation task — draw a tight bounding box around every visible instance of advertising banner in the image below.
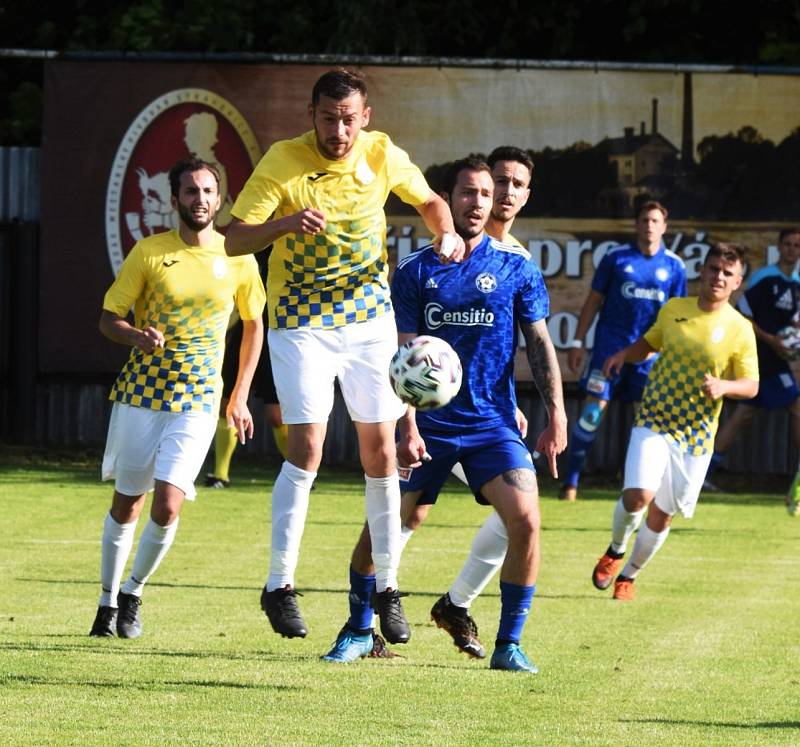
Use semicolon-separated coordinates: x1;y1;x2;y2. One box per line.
41;61;800;380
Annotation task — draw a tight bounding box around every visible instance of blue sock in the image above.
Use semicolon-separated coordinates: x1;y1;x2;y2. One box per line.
347;567;376;633
564;400;604;487
496;581;535;645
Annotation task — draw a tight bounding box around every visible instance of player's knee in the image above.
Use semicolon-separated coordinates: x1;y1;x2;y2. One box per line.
287;429;325;469
360;440;395;476
512;509;539;540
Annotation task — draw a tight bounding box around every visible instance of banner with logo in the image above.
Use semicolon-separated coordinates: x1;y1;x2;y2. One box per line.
41;61;800;380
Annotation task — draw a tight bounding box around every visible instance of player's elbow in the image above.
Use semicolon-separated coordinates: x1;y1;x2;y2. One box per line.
743;380;759;399
98;310;115;340
224;221;250;256
224;229;243;256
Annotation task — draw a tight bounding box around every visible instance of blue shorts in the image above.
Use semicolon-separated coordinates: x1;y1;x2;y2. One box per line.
399;425;535;506
740;371;798;410
579;352;653;403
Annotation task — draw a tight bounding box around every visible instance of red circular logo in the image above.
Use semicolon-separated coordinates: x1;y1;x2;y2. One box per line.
106;88;261;274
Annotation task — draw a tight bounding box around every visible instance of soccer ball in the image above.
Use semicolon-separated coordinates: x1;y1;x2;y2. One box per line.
778;326;800;361
389;335;462;411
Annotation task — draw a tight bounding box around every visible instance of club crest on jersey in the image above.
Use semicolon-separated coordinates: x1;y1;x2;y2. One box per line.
475;272;497;293
711;326;725;343
656;268;669;281
213;258;228;279
105;88;261;276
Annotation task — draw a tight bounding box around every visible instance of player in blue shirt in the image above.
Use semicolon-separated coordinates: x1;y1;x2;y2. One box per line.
322;156;567;672
561;201;687;501
705;228;800;503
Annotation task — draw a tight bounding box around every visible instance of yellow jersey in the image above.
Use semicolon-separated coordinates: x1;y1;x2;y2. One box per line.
636;296;759;455
232;129;431;330
103;229;265;414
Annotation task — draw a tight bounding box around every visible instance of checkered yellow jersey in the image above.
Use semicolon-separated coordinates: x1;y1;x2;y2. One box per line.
636;297;759;455
232;129;431;329
103;230;266;414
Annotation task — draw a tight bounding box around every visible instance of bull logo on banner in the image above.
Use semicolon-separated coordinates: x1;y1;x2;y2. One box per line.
105;88;261;274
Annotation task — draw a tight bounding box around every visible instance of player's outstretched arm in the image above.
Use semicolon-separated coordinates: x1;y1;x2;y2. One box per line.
414;191;465;264
226;317;264;444
520;320;568;478
568;289;604;373
99;309;164;353
224;211;327;257
602;338;655;378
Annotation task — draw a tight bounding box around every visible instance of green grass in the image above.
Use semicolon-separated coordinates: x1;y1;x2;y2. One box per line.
1;457;798;746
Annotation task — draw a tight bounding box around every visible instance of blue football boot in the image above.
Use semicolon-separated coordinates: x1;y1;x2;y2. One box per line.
489;643;539;674
321;624;374;663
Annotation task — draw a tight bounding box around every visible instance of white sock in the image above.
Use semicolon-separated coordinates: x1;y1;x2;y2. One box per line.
121;517;179;597
620;524;670;579
448;511;508;608
450;462;468;485
267;461;315;591
99;512;138;607
397;524;415;554
610;497;645;554
365;472;401;592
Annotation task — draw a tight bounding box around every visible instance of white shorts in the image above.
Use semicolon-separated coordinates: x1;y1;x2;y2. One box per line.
268;313;407;424
101;403;217;500
623;426;712;519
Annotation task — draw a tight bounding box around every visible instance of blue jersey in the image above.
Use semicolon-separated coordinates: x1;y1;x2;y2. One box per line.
392;234;549;433
738;264;800;378
592;243;686;357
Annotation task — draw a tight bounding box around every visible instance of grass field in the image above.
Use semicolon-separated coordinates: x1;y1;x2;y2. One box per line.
1;454;799;746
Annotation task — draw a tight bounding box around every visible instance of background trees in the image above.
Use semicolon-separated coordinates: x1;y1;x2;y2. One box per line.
2;0;800;145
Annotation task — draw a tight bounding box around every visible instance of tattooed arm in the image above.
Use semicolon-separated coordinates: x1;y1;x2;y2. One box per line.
520;319;568;477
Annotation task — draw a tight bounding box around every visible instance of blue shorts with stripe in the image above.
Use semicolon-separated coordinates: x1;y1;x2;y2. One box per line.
579;350;653;403
399;425;535;506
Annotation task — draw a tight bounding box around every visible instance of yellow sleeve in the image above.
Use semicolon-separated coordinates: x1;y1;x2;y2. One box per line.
643;304;667;351
234;256;267;321
231;146;286;225
103;243;147;317
386;140;432;207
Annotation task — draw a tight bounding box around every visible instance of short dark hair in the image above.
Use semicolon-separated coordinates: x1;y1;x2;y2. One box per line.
311;68;368;107
779;227;800;242
636;200;668;221
168;157;220;199
441;156;492;198
487;146;534;179
705;242;747;267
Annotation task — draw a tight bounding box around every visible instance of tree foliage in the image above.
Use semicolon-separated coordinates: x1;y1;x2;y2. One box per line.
2;0;800;144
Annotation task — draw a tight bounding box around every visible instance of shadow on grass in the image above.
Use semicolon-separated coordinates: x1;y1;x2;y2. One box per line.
1;672;300;691
16;577;603;602
0;640;320;666
623;717;800;730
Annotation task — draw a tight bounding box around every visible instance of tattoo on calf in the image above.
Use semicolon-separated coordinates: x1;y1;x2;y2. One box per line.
501;468;536;491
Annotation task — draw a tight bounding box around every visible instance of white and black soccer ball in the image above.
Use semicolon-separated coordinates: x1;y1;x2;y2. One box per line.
389;335;463;411
778;326;800;361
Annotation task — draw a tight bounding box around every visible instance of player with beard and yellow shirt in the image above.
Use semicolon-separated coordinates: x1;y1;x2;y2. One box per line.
225;68;463;646
591;243;758;601
90;157;265;639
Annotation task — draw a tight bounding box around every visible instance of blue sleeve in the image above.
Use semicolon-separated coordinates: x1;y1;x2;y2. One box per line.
391;258;421;333
591;252;614;295
673;261;687;297
517;259;550;323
